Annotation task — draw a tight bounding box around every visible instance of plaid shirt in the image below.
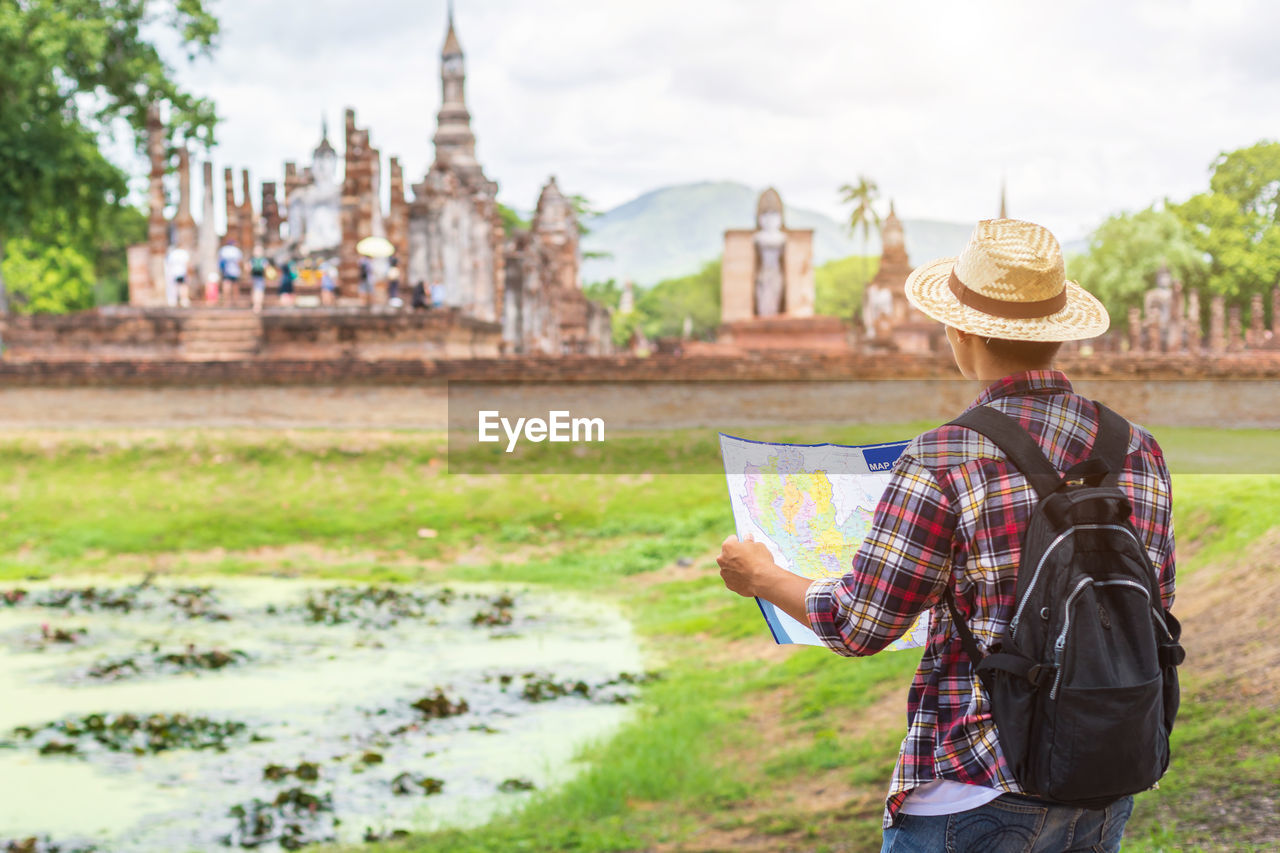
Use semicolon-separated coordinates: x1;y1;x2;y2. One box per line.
804;370;1175;828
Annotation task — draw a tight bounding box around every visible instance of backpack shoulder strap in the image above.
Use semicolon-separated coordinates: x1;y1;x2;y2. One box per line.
947;406;1062;499
1090;402;1132;487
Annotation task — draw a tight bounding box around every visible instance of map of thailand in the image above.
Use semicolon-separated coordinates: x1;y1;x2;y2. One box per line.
720;434;931;650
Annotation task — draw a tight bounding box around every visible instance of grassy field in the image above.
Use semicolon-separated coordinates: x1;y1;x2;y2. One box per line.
0;426;1276;852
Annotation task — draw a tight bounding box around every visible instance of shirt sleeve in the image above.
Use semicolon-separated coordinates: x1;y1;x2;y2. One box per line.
805;452;956;656
1152;449;1176;610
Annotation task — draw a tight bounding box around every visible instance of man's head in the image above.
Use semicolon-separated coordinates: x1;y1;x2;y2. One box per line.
905;219;1108;380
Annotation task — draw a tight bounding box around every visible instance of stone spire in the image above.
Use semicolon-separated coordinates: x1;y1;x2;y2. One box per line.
880;200;907;265
433;3;478;173
999;180;1007;219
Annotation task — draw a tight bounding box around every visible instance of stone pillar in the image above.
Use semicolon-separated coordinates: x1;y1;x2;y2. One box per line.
387;157;409;264
339;109;362;294
1272;286;1280;339
261;182;282;253
1127;306;1143;353
239;169;256;252
1186;289;1202;353
145;102;167;303
1227;304;1244;352
1209;294;1226;353
223;167;239;247
1169;280;1184;352
198;161;218;288
1248;292;1265;348
174;147;197;263
1144;313;1161;354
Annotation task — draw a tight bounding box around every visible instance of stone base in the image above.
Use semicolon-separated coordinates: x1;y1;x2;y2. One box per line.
716;315;849;351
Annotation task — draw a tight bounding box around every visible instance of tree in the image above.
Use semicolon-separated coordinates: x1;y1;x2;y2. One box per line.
1;238;96;314
1171;141;1280;304
815;253;878;319
838;176;881;281
634;261;721;341
1066;207;1207;326
568;193;612;261
0;1;220;314
496;202;529;237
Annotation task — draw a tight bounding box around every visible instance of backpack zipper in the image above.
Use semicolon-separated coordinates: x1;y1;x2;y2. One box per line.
1011;523;1152;641
1049;576;1094;699
1010;528;1073;639
1049;577;1154;700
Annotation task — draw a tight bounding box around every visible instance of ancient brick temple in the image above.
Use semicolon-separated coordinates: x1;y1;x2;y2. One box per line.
503;177;611;354
715;188;846;351
860;202;941;354
124;7;611;357
406;11;504;324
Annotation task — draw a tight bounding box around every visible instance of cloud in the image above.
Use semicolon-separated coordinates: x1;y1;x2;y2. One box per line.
137;0;1280;243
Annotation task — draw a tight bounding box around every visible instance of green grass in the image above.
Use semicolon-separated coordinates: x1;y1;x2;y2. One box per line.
0;428;1276;852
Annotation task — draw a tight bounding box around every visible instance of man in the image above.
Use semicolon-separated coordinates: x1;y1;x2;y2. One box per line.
218;239;243;303
717;219;1175;852
164;244;191;307
249;244;271;314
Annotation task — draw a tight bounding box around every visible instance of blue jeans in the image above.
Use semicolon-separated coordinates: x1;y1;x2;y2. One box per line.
881;794;1134;853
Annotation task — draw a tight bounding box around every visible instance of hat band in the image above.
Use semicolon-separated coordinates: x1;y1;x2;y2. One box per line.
948;271;1067;320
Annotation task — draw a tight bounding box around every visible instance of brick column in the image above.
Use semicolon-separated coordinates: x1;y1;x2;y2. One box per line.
1209;294;1226;353
1249;292;1265;348
1227;304;1244;352
239;169;256;253
1186;289;1202;353
145;102;167;303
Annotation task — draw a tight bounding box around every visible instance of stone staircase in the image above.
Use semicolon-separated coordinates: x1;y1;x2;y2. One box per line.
180;310;263;360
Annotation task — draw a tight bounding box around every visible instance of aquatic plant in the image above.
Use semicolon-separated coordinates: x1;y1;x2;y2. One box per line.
85;646;249;681
225;788;336;850
390;772;444;796
11;713;249;755
301;585;455;628
1;836;97;853
409;689;469;720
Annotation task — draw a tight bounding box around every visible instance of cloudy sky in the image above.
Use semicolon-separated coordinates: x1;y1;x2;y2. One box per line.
147;0;1280;241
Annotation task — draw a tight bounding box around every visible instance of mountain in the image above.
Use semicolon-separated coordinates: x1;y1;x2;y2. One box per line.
579;181;978;286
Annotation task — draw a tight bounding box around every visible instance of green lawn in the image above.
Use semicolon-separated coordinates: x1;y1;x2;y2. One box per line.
0;427;1275;852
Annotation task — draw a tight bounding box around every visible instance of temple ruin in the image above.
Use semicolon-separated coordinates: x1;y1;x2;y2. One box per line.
126;7;611;357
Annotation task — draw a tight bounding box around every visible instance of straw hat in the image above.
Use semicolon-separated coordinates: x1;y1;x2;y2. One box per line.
904;219;1109;342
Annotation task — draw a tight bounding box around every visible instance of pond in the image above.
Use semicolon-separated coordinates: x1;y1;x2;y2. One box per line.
0;576;650;851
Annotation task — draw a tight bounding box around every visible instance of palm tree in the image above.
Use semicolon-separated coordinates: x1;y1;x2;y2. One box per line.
838;176;881;280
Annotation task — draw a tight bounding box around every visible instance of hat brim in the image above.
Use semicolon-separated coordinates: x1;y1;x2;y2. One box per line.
904;257;1110;342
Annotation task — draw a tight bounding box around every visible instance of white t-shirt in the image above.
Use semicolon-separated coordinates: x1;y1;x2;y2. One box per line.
899;779;1004;816
218;245;243;278
165;248;190;280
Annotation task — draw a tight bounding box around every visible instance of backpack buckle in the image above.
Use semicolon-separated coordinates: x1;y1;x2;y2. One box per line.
1159;643;1186;668
1026;664;1056;688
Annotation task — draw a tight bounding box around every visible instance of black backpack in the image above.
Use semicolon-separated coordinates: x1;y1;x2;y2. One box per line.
945;402;1184;808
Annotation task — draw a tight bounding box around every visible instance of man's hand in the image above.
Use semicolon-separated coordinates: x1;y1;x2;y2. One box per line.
717;534;781;598
717;534;817;629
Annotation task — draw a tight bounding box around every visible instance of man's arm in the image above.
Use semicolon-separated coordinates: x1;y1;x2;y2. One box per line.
717;452;957;656
806;453;956;656
717;534;814;627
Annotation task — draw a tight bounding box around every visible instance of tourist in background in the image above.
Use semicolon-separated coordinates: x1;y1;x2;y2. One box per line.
279;256;297;307
164;244;191;308
387;257;403;308
218;239;243;304
411;280;428;311
430;280;446;309
358;257;374;308
320;261;337;306
249;245;270;314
